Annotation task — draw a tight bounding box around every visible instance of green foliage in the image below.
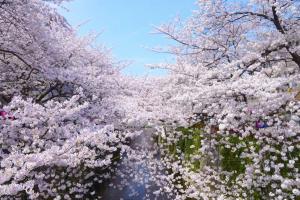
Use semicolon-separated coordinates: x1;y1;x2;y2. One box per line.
158;123;300;199
156;126;205;171
219;135;259;186
172;127;204;171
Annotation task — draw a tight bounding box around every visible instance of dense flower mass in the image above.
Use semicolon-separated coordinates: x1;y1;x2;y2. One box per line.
134;0;300;199
0;0;135;199
0;0;299;199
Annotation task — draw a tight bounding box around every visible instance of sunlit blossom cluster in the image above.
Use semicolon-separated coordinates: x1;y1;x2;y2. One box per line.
0;0;299;199
127;0;300;199
0;0;134;199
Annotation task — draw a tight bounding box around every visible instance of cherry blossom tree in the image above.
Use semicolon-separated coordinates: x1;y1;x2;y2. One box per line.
140;0;300;199
1;0;299;199
0;0;135;199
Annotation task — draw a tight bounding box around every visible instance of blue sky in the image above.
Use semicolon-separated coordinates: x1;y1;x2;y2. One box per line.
59;0;196;76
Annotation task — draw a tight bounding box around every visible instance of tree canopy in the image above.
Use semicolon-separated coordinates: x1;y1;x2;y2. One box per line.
0;0;299;199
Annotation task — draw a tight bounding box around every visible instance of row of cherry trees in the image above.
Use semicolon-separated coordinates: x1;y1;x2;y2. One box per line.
125;0;300;199
0;0;137;199
0;0;299;199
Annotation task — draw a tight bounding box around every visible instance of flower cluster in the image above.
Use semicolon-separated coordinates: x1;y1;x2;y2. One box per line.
131;0;300;199
0;0;134;199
